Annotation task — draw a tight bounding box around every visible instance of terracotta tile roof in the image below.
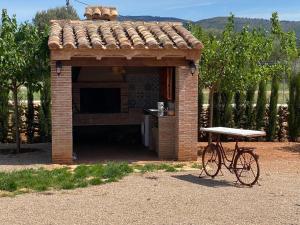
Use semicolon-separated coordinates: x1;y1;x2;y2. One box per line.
48;20;203;51
84;6;118;21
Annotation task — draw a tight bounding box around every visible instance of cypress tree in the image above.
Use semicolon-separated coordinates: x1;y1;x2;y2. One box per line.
234;92;245;128
245;86;256;129
256;80;267;130
0;88;9;142
288;72;300;140
222;91;233;127
267;76;279;141
213;92;221;127
295;73;300;139
39;76;51;142
26;85;35;143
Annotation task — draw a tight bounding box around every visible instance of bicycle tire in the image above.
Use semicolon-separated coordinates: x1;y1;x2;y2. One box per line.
233;150;260;186
202;144;222;178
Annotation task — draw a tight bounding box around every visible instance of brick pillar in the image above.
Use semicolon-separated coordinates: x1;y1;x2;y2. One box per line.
51;61;73;163
175;66;198;161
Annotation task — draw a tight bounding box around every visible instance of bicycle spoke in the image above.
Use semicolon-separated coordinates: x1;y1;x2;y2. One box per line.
250;167;256;177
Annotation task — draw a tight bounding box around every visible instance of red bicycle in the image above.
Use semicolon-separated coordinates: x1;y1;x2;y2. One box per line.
200;127;265;186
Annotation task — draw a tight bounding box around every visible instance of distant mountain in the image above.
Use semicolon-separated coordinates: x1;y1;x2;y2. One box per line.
196;17;300;39
118;15;188;23
119;15;300;40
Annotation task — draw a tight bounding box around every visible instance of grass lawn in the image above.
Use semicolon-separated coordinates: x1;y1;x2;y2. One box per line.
0;162;192;197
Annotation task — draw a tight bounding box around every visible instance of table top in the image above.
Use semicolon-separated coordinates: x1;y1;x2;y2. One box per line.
200;127;266;137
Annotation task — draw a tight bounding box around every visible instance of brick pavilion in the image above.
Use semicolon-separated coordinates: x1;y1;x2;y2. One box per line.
48;6;203;163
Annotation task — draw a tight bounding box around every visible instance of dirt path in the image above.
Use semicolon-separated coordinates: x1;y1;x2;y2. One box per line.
0;142;299;225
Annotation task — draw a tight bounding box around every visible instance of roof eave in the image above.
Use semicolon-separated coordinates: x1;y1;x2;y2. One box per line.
50;48;202;61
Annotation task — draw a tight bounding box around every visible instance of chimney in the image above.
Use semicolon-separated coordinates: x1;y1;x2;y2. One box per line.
84;6;118;21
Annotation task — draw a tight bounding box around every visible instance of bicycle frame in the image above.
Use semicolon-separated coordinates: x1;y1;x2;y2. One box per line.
214;134;241;172
201;128;262;186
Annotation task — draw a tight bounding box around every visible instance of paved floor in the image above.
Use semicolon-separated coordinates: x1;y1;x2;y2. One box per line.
75;142;158;163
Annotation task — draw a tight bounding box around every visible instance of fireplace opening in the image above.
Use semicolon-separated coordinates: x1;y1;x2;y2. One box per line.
80;88;121;113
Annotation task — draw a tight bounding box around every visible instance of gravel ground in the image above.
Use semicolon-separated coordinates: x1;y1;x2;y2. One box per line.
0;142;299;225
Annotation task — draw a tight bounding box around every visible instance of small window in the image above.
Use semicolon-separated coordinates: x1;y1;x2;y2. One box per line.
80;88;121;113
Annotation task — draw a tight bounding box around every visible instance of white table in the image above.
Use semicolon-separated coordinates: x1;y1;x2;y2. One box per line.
200;127;266;138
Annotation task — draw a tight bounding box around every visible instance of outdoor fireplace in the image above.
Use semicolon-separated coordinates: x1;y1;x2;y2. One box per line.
80;88;121;113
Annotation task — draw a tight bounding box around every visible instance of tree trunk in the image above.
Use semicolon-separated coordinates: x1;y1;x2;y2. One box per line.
208;88;214;144
12;83;21;153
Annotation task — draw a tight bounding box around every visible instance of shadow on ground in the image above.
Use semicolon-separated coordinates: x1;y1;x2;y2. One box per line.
277;143;300;154
172;174;234;188
0;143;51;165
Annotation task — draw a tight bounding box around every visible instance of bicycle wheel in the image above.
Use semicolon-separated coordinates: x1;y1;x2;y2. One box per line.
202;144;221;178
233;150;260;186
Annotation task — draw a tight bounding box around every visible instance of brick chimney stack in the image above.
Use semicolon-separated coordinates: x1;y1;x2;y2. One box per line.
84;6;118;21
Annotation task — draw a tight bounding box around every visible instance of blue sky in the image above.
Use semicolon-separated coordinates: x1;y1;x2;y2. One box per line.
1;0;300;22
